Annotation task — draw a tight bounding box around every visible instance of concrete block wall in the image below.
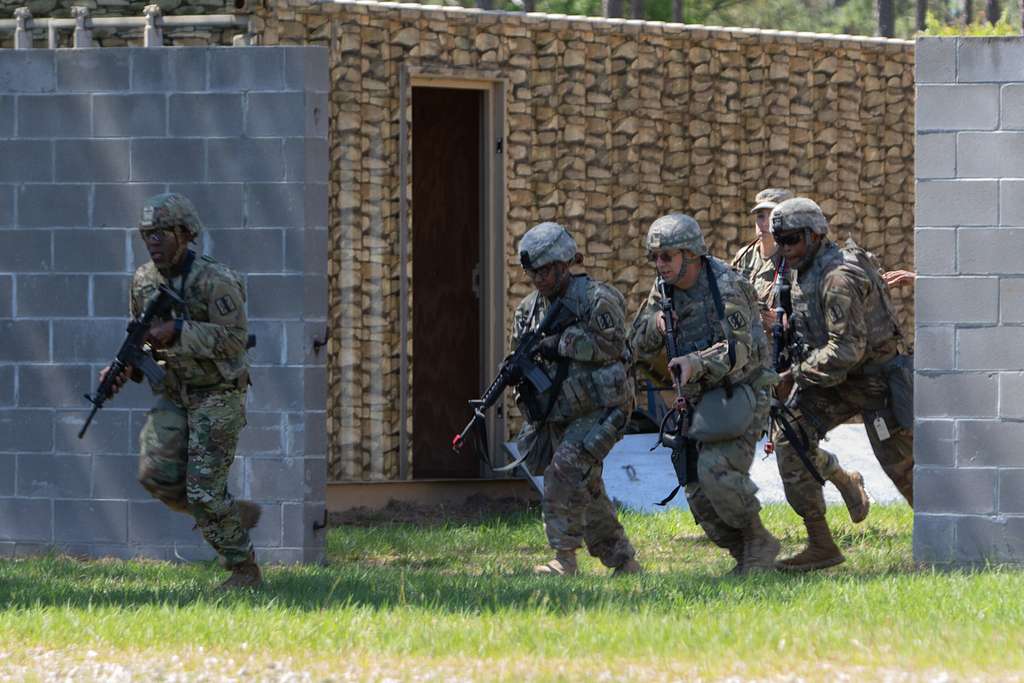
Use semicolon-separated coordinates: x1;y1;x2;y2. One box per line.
915;37;1024;565
0;46;329;564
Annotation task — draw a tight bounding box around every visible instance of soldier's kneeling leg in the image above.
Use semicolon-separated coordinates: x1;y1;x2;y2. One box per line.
138;397;189;513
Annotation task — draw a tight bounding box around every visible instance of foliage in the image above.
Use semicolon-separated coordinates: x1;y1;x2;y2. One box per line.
923;8;1021;33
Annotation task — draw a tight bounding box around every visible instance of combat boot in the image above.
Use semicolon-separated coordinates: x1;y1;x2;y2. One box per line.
724;540;745;576
739;515;781;574
218;559;263;590
776;517;844;572
533;550;578;577
236;500;262;530
829;468;870;524
611;558;643;576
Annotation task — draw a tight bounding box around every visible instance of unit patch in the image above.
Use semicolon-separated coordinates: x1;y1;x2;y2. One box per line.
727;311;745;331
215;295;237;316
828;303;844;324
597;312;615;330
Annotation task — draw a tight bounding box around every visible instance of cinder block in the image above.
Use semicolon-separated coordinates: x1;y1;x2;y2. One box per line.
16;94;91;138
283;46;329;92
0;499;51;542
916;133;956;180
54;229;126;273
57;138;131;182
237;411;284;455
248;502;282;547
0;231;50;273
245;321;284;365
304;275;327;318
305;183;328;229
93;183;166;229
916;276;998;323
166;183;243;229
915;325;954;371
0;140;53;182
0;184;12;228
916;180;997;227
92;455;149;500
166;543;217;563
283;138;329;183
916;85;999;131
998;469;1024;513
245;183;305;228
92;274;132;317
959;228;1024;274
958;38;1024;83
257;547;306;565
286;414;327;457
0;408;53;452
999;179;1024;226
247;457;315;501
55;409;132;455
0;321;50;362
284;227;328;275
16;274;89;317
915;37;956;84
957;327;1024;370
131;139;205;182
304;366;326;411
914;228;955;276
0;365;13;407
207;229;283;273
955;515;1005;563
247;366;304;411
958;132;1024;178
284;321;313;365
0;453;13;495
246;274;304;319
958;419;1024;466
19;185;90;229
0;51;56;93
53;319;127;362
916;372;997;418
1001;518;1024;562
999;372;1024;418
18;364;91;408
17;453;91;498
209;47;284;92
93;94;167;137
916;466;996;514
56;50;130;92
168;93;243;137
54;500;128;543
0;274;11;317
131;48;207;93
1000;279;1024;323
129;502;204;544
0;95;11;137
245;92;307;138
1001;84;1024;129
912;514;956;563
283;502;326;550
207;139;283;182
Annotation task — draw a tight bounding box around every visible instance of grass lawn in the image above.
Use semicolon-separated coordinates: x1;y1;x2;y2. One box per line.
1;503;1022;681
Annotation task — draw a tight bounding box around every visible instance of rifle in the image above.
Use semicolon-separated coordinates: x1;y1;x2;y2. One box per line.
451;297;578;472
78;284;185;439
652;276;698;505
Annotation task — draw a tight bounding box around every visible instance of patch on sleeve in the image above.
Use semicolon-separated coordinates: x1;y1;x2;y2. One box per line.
727;311;746;331
215;295;238;316
828;303;844;324
596;311;615;330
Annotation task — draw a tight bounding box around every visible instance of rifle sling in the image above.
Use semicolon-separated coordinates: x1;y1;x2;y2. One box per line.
771;400;826;485
703;258;735;398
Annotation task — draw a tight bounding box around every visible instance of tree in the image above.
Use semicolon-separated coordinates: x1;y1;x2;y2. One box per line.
965;0;973;24
632;0;646;17
917;0;927;30
986;0;1000;22
877;0;895;34
673;0;683;20
604;0;624;16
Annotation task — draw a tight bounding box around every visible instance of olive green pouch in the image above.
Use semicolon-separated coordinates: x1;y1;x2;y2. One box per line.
688;384;757;443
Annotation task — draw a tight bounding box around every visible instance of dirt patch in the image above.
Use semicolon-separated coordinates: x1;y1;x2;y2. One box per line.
328;493;541;528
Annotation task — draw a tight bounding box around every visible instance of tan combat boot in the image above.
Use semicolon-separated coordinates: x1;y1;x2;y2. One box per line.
724;540;745;576
740;515;781;574
611;558;643;576
236;500;262;530
533;550;578;576
218;559;263;590
776;517;844;572
830;468;870;524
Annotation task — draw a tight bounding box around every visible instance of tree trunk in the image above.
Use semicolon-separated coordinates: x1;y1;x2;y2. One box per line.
631;0;645;18
877;0;895;36
476;0;493;9
986;0;1000;22
673;0;683;21
965;0;974;24
604;0;624;17
916;0;927;30
522;0;535;10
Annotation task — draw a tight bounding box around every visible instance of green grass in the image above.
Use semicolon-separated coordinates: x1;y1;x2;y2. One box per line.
1;504;1022;681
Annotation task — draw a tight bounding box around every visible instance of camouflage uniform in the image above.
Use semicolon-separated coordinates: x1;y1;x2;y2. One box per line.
513;223;637;571
131;194;254;570
630;214;779;571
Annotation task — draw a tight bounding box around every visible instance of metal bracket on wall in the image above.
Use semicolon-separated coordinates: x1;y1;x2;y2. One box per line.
312;509;328;532
312;326;330;356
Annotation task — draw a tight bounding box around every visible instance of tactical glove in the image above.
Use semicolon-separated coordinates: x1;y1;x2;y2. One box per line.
536;334;562;361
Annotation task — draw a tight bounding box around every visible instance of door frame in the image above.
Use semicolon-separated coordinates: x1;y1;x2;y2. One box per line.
399;67;508;479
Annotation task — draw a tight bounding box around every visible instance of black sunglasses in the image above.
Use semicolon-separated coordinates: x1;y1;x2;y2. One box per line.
774;231;804;247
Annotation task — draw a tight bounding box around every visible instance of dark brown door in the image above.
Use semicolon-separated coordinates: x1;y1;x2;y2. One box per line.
412;86;482;478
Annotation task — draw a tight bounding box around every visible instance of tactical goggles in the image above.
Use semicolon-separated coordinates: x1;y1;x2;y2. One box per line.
773;231;805;247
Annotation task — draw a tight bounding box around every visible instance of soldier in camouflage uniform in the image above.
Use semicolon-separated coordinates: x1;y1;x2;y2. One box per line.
100;193;261;589
769;197;915;571
733;188;871;527
629;214;781;574
512;222;641;577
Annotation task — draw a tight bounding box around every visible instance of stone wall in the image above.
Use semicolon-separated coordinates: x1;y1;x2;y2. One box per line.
257;1;917;481
913;37;1024;565
0;46;330;563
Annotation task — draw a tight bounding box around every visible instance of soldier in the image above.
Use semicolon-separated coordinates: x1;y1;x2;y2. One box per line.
99;193;262;589
512;222;641;577
769;197;914;572
629;213;781;574
734;188;871;527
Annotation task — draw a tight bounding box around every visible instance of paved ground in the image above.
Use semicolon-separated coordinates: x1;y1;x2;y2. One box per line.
513;424;903;513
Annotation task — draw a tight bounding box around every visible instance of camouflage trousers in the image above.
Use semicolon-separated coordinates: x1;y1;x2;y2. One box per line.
685;387;770;550
137;389;253;569
774;375;914;520
519;408;636;568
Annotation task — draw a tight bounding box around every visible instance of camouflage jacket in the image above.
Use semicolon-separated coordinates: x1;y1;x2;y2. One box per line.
630;257;768;398
789;239;901;388
511;274;631;425
131;251;250;398
730;238;781;310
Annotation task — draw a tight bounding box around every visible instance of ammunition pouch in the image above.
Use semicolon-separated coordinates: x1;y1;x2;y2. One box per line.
549;362;628;423
581;407;628;460
688;383;757;443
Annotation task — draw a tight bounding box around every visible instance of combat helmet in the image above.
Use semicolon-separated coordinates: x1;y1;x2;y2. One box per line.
518;222;578;270
139;193;204;241
644;213;707;256
769;197;828;236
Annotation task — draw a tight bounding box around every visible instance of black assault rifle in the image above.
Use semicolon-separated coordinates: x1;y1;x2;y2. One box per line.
451;297;578;471
78;285;185;439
